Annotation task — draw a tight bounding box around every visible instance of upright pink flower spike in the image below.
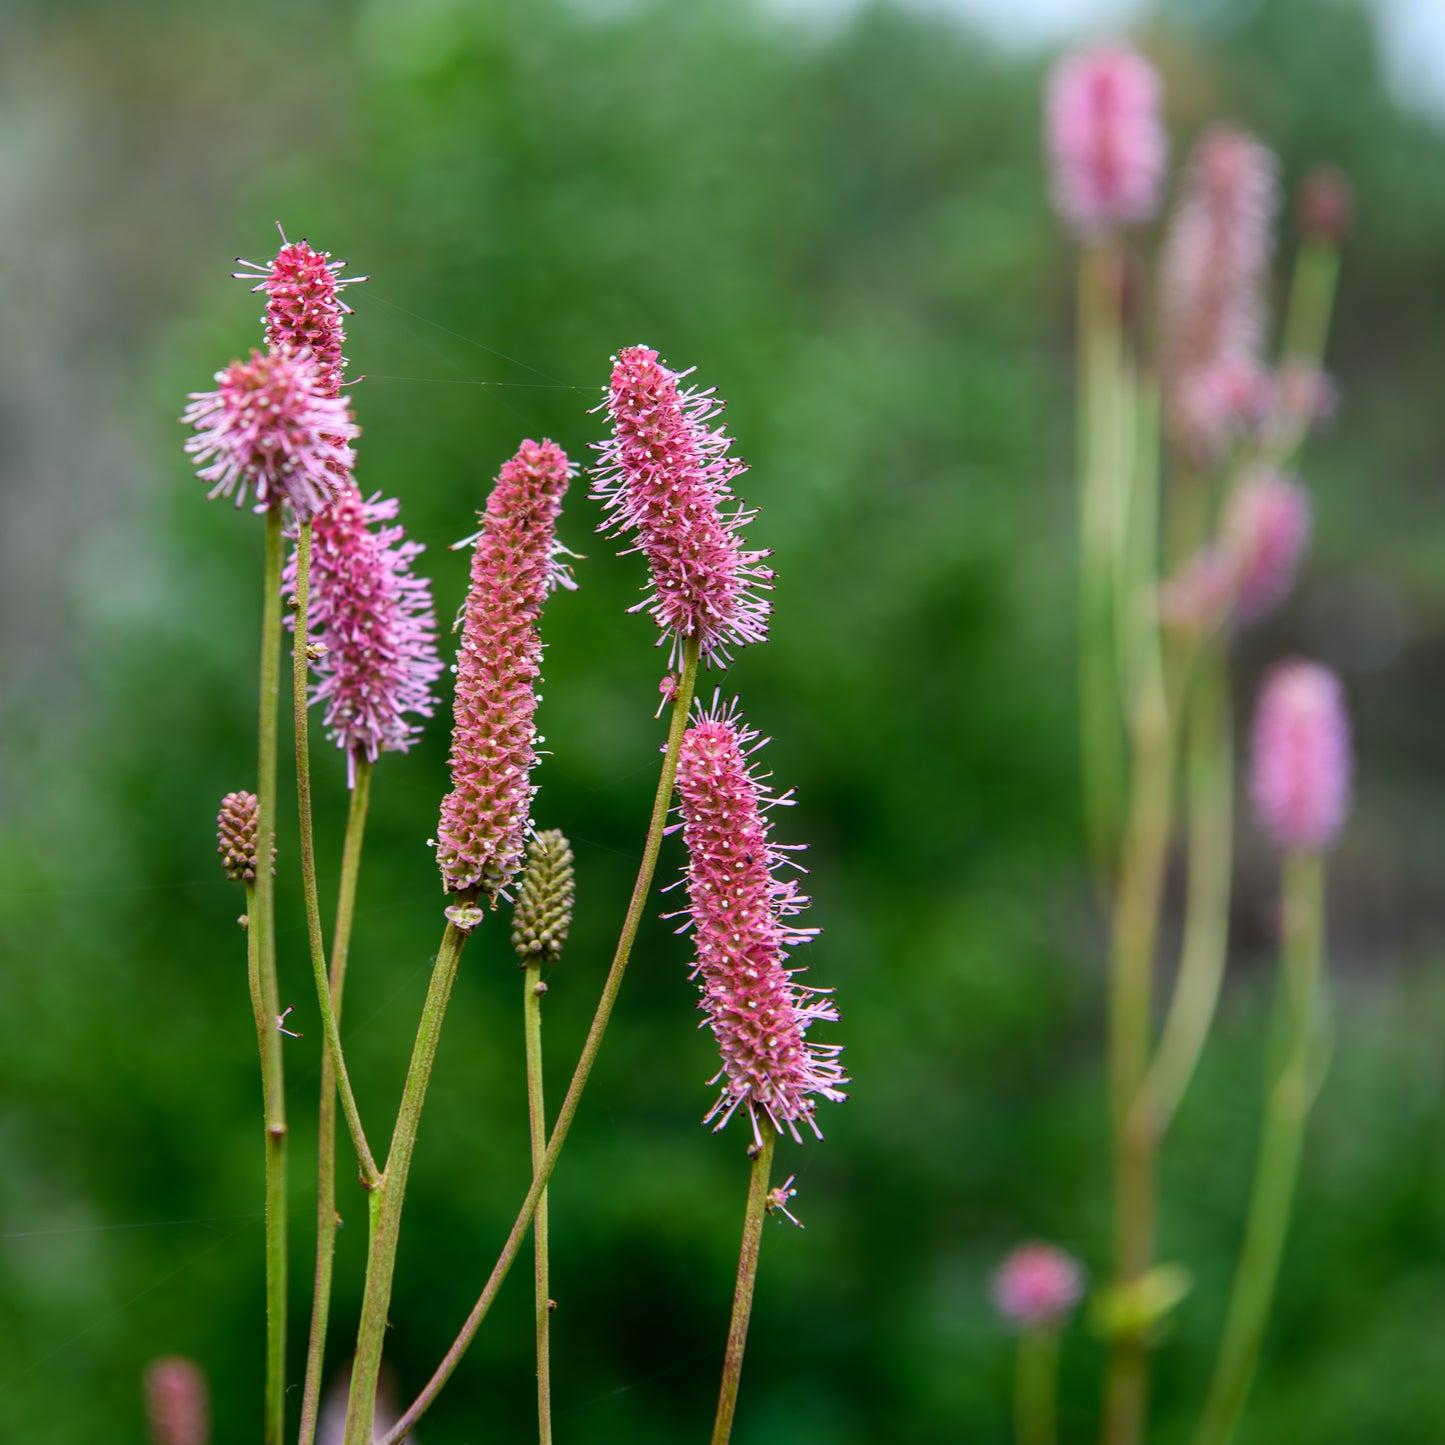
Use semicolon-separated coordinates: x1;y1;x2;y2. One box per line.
593;346;772;666
1044;43;1166;239
235;232;365;399
435;439;573;900
1223;468;1311;626
284;487;443;785
181;348;356;519
992;1244;1086;1331
1250;660;1352;853
672;698;847;1142
144;1356;211;1445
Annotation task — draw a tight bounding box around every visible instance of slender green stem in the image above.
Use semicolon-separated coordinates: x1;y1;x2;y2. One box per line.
1140;644;1233;1138
1015;1326;1061;1445
710;1130;777;1445
298;760;373;1445
1193;852;1325;1445
252;502;289;1445
524;958;553;1445
1280;243;1339;369
377;633;702;1445
291;520;380;1189
343;916;474;1445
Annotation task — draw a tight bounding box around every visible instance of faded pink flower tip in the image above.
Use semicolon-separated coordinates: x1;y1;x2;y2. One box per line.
144;1355;211;1445
435;439;573;900
1251;660;1352;852
1162;126;1280;461
1172;354;1275;462
284;487;443;785
234;232;365;399
1158;545;1236;632
592;345;772;667
672;698;847;1143
1224;469;1311;626
1044;44;1166;238
181;348;357;520
992;1244;1086;1331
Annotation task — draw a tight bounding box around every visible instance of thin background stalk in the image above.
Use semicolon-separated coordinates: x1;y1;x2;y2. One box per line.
709;1128;777;1445
378;633;702;1445
524;956;553;1445
1014;1326;1062;1445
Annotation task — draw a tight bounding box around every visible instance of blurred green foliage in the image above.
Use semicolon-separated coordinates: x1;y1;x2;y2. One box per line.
6;0;1445;1441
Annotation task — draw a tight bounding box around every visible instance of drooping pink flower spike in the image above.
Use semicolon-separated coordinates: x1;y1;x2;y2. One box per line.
671;696;847;1143
992;1243;1086;1331
181;347;356;519
234;229;366;399
1044;43;1167;240
592;345;772;667
435;439;574;901
1222;468;1312;627
283;487;443;786
1250;660;1352;853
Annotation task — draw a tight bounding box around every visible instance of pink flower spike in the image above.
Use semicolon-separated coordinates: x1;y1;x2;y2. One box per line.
181;348;356;519
1223;469;1311;627
234;231;365;399
592;345;772;667
283;487;443;785
1044;43;1166;239
435;439;573;900
1158;545;1236;634
992;1244;1086;1331
1251;660;1352;853
673;697;847;1143
144;1355;210;1445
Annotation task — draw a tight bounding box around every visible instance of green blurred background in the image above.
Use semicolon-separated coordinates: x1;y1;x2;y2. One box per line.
5;0;1445;1439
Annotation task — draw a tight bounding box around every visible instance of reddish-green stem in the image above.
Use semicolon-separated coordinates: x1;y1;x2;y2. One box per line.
524;959;553;1445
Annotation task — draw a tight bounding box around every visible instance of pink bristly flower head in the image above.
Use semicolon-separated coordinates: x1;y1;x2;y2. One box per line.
1044;43;1166;239
992;1244;1086;1331
1161;125;1280;462
1223;468;1311;626
234;231;365;399
592;345;772;667
144;1355;211;1445
672;697;847;1143
1251;660;1352;853
181;348;356;519
435;439;573;901
283;487;442;785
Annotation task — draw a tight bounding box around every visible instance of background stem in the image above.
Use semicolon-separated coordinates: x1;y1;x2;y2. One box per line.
710;1129;776;1445
524;958;553;1445
1015;1326;1061;1445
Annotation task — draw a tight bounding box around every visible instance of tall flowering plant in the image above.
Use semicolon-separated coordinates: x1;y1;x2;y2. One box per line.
181;219;840;1445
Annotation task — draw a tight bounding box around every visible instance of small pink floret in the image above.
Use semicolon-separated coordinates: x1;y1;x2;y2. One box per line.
144;1355;210;1445
1224;469;1311;626
673;699;847;1142
593;346;772;666
182;348;356;519
1045;44;1166;238
1250;660;1352;853
992;1243;1086;1331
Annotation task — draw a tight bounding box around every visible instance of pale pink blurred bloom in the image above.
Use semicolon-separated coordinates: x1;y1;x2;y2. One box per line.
1158;545;1237;632
284;487;442;785
1044;43;1166;239
672;698;847;1142
144;1356;210;1445
1224;469;1312;626
992;1243;1086;1330
1267;360;1337;444
181;348;356;519
1251;660;1352;852
1172;354;1275;461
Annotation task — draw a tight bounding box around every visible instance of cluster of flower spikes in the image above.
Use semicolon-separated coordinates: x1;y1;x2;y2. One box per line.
435;439;573;901
1044;42;1166;239
592;345;772;667
671;697;847;1143
1160;125;1281;463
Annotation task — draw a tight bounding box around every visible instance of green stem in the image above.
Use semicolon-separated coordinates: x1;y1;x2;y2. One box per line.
377;633;702;1445
1192;852;1324;1445
1140;644;1233;1138
254;502;288;1445
297;760;373;1445
1015;1326;1061;1445
710;1130;777;1445
1265;241;1341;467
343;916;473;1445
291;520;380;1189
524;958;553;1445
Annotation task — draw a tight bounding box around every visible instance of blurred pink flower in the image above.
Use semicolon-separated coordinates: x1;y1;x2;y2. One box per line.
673;698;847;1142
1044;43;1166;238
992;1243;1086;1330
1251;660;1352;852
144;1356;210;1445
1224;469;1311;626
